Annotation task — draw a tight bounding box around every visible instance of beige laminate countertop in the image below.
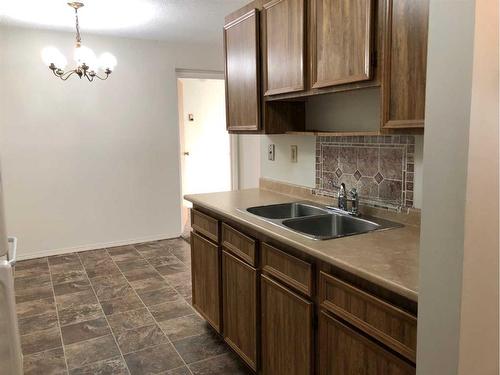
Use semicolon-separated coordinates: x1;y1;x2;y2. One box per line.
185;189;419;302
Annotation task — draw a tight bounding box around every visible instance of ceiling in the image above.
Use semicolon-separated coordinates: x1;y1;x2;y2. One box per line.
0;0;249;44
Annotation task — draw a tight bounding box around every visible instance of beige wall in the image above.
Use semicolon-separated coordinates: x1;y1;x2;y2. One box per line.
457;0;499;372
0;26;224;259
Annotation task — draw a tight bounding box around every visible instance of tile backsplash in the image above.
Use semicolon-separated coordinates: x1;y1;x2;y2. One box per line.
315;135;416;208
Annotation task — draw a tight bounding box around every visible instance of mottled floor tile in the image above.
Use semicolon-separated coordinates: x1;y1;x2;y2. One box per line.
48;253;81;266
124;343;184;375
58;303;104;326
159;314;210;342
91;276;131;301
149;299;194;322
107;307;156;335
188;352;251;375
61;317;111;345
14;265;50;279
15;257;48;271
136;286;180;306
65;334;120;370
15;284;54;303
100;290;144;315
129;274;168;293
49;261;84;274
116;324;169;354
16;297;56;319
51;269;87;285
21;327;62;355
165;239;191;264
148;255;183;268
163;271;191;288
122;266;159;282
69;356;129;375
23;347;67;375
56;289;98;310
162;366;191;375
115;258;150;272
173;331;227;364
155;262;189;276
107;246;142;262
18;311;59;336
135;242;171;259
78;249;110;261
53;279;91;296
15;274;51;290
84;262;122;279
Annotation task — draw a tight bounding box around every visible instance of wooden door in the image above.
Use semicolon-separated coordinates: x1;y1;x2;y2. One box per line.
382;0;429;128
224;9;261;132
222;251;258;370
319;311;416;375
263;0;305;96
261;274;313;375
310;0;373;88
191;231;221;332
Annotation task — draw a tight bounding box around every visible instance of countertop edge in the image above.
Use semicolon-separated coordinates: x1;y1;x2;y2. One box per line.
186;194;418;303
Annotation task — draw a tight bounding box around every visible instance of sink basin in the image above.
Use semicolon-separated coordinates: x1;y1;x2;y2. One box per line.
282;214;380;240
241;201;402;240
246;202;328;219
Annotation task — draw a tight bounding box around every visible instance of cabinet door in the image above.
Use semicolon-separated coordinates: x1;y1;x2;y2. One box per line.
261;275;313;375
310;0;373;88
382;0;428;128
224;9;261;132
319;311;416;375
222;251;258;370
191;232;221;332
263;0;305;96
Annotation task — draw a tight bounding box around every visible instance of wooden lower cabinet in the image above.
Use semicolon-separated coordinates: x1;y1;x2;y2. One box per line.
318;310;416;375
191;231;221;332
222;251;258;370
261;274;313;375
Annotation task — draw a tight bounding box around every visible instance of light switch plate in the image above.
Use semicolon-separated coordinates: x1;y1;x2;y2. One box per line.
268;144;275;161
290;145;298;163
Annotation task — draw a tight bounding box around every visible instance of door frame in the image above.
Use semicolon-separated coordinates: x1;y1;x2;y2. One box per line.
175;69;239;235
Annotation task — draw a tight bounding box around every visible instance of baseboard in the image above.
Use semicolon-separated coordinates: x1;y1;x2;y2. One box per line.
16;233;180;261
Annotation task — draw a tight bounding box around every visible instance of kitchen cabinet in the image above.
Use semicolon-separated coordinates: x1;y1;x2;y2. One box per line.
261;274;313;375
310;0;373;88
382;0;429;128
262;0;305;96
190;231;221;332
222;251;258;370
224;9;261;132
319;311;415;375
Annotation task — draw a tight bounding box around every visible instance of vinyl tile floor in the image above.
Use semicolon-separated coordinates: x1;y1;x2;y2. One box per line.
14;238;250;375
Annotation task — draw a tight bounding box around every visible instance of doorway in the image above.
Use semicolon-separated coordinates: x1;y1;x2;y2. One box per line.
177;73;237;238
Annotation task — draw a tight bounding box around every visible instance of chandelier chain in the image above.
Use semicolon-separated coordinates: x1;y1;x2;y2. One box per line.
74;8;82;46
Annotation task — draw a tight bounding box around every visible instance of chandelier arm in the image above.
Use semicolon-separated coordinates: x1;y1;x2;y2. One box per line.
93;73;110;81
59;70;79;81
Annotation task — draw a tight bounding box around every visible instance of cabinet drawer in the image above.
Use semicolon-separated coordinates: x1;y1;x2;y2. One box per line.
191;209;219;243
221;223;257;266
319;272;417;362
261;243;312;296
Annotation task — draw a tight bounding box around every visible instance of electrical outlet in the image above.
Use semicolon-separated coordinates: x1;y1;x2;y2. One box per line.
290;145;298;163
268;144;275;161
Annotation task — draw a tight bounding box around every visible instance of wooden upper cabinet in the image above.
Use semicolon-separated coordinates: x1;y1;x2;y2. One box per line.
382;0;429;128
310;0;373;88
262;0;305;96
224;9;261;132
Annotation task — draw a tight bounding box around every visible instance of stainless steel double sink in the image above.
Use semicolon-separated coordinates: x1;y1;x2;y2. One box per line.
243;202;402;240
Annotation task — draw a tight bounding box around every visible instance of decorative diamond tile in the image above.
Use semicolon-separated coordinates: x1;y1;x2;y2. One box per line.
354;170;362;181
374;172;384;184
335;168;342;178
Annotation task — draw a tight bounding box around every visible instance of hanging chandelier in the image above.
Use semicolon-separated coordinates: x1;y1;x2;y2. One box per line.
41;2;117;82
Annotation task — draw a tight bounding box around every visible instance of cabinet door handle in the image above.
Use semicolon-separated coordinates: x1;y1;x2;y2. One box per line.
183;152;190;156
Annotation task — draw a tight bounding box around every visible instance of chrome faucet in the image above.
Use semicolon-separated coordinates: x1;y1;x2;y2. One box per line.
337;183;348;211
332;182;359;216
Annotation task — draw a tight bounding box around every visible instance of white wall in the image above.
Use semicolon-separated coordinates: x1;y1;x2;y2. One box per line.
0;26;223;259
238;135;260;189
260;134;316;188
416;0;476;373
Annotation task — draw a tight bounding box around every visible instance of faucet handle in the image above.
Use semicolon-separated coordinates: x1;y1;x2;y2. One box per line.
349;187;358;198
